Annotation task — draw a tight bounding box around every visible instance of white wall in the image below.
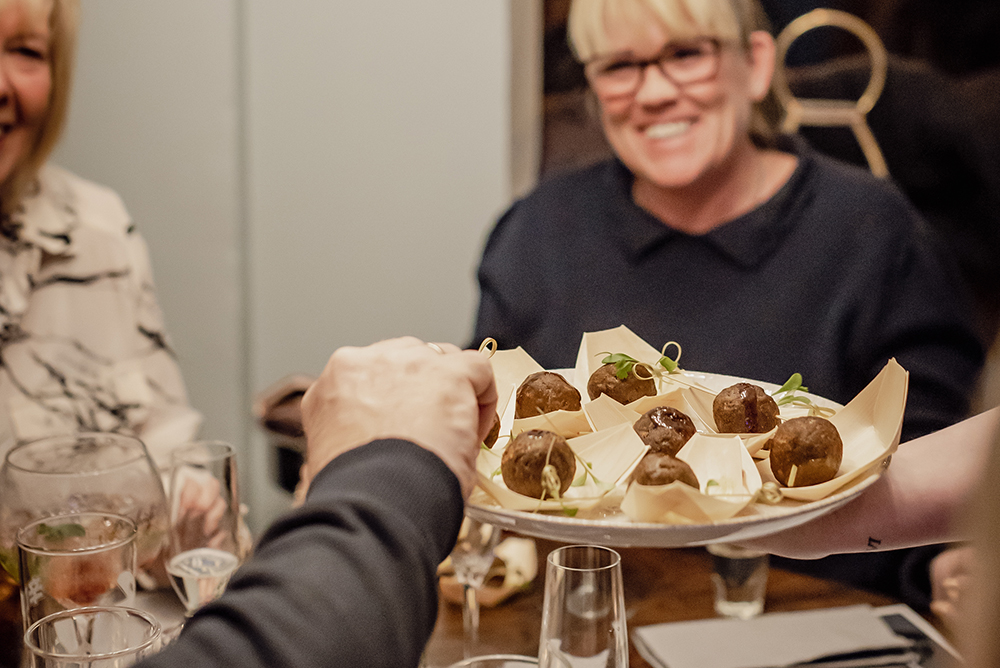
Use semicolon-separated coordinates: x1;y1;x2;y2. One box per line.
53;2;246;458
54;1;541;529
245;0;511;383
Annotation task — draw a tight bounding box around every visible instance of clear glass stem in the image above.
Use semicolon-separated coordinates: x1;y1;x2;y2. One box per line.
461;583;480;658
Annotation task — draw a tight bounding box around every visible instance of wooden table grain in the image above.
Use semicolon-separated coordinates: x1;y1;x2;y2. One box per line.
424;541;900;668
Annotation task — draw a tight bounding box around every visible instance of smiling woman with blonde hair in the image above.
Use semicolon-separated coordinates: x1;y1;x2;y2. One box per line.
473;0;983;609
0;0;76;208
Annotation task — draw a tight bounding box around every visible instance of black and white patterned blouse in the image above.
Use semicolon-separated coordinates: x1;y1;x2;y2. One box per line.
0;164;200;467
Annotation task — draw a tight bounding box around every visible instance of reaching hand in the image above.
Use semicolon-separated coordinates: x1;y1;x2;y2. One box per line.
300;337;497;499
929;545;975;635
172;475;233;553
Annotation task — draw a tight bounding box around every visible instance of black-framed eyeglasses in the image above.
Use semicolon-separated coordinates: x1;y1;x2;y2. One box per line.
584;38;723;99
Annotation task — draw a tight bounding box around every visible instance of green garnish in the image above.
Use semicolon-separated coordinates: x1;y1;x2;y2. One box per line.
774;373;807;396
600;342;682;381
571;461;595;487
772;372;811;407
770;373;836;417
562;507;579;518
657;341;682;373
705;479;719;488
600;352;642;380
37;522;86;541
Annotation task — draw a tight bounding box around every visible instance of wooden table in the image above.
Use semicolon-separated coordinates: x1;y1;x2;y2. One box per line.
424;541;902;667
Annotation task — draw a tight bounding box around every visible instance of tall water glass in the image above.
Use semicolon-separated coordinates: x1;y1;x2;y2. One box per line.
538;545;628;668
24;606;160;667
17;513;137;630
166;441;241;615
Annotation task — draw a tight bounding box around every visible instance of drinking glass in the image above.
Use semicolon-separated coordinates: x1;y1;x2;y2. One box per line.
538;545;628;668
449;516;502;658
447;655;538;667
17;513;137;630
706;543;769;619
166;441;241;615
24;606;161;667
0;433;169;581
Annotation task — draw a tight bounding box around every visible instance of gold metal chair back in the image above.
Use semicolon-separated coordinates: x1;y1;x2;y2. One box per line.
772;9;890;178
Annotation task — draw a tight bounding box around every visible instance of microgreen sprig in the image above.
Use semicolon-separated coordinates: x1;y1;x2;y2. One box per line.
772;373;808;404
37;522;86;541
598;341;684;384
770;373;836;417
599;352;649;380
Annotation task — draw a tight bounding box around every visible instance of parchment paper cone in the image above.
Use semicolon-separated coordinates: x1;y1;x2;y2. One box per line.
475;422;647;512
585;393;642;432
682;384;779;456
487;348;593;440
512;408;593;440
488;347;543;418
621;434;762;523
574;325;665;398
762;357;908;502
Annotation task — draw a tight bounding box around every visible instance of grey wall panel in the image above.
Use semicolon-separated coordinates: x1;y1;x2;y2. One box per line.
51;0;541;529
53;2;245;451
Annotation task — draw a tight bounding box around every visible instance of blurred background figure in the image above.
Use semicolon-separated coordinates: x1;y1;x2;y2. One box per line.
0;0;199;467
0;0;199;663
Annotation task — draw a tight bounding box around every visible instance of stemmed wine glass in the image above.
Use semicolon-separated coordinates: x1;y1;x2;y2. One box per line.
0;433;170;582
449;516;502;659
166;441;242;616
0;433;169;664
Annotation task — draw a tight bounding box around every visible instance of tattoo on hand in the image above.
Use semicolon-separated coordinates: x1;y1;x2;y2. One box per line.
867;536;881;550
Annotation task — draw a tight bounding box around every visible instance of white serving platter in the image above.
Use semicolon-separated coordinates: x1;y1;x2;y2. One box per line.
468;367;891;548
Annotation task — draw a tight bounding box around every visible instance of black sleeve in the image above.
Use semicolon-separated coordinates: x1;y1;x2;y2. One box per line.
138;439;464;668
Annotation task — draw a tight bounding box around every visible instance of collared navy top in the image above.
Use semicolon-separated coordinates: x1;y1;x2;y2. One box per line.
473;142;984;442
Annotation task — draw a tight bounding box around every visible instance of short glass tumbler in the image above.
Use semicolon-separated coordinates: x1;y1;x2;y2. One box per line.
447;655;538;668
17;513;137;631
706;543;769;619
24;606;160;667
538;545;628;668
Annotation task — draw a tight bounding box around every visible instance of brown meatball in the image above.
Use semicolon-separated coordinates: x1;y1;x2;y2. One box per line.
483;411;501;449
713;383;780;433
587;363;656;405
768;416;843;487
633;406;697;456
501;430;576;499
514;371;582;419
630;452;699;489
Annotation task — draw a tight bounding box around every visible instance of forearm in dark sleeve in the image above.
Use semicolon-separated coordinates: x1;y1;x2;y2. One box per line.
139;439;464;668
